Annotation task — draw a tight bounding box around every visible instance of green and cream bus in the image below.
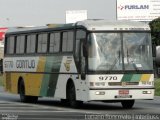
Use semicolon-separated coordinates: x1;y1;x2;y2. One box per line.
3;20;154;108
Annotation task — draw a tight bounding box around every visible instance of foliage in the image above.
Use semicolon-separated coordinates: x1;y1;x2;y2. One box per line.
149;17;160;45
155;79;160;96
0;75;3;86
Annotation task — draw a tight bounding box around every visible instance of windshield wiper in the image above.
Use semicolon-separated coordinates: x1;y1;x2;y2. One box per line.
132;62;139;71
127;49;129;64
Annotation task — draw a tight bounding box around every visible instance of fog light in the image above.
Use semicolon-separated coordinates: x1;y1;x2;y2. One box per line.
95;91;105;95
143;91;152;94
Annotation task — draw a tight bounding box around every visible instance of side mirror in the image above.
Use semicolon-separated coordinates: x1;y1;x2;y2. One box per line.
156;46;160;65
83;45;87;57
81;57;86;80
152;44;156;57
80;38;88;57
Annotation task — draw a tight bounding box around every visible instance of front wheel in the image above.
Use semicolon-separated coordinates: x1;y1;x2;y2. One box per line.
67;82;83;108
121;100;135;109
61;99;69;106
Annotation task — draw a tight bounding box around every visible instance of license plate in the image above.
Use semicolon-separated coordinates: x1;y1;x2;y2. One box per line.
115;95;132;98
119;90;129;95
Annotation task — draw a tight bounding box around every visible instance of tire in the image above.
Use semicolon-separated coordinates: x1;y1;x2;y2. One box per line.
67;82;83;108
19;80;38;103
61;99;69;106
121;100;135;109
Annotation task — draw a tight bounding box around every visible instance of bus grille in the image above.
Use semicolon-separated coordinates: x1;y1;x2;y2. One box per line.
108;82;139;86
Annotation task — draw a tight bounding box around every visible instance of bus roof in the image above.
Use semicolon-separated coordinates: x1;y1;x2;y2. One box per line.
6;20;150;35
77;20;150;31
6;23;75;35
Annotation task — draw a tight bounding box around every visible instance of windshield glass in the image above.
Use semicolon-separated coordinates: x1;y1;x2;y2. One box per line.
88;32;153;72
123;33;153;71
88;33;122;71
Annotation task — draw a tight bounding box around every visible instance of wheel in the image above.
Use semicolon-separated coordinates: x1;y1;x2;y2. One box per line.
121;100;135;109
27;96;38;103
61;99;69;106
19;80;27;102
67;82;83;108
19;80;38;103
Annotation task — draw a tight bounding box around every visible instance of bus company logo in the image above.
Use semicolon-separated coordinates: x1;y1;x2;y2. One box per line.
118;5;124;10
118;5;149;10
64;60;72;71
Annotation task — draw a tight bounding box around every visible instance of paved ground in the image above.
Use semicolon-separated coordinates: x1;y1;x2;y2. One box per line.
0;87;160;120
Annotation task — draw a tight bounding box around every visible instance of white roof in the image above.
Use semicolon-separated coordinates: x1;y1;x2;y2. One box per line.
77;20;150;31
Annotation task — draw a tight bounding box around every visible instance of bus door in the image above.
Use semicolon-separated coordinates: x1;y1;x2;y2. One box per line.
75;30;87;79
80;40;87;80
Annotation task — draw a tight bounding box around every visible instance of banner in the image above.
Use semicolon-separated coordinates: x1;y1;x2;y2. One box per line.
0;28;8;41
66;10;87;23
117;0;160;21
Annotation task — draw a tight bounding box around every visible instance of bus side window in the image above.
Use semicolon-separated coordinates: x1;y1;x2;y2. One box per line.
49;33;60;53
62;31;74;52
37;33;48;53
16;35;25;54
26;34;36;54
6;36;15;54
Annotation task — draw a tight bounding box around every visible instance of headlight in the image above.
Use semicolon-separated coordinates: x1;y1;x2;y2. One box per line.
95;91;105;95
142;91;152;94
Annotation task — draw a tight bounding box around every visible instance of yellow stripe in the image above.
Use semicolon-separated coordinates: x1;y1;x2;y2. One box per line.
25;57;46;96
140;74;151;82
4;57;46;96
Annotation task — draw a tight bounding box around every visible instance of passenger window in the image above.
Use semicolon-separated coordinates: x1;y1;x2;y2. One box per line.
49;33;60;53
37;33;48;53
26;34;36;53
6;36;15;54
62;31;73;52
16;35;25;54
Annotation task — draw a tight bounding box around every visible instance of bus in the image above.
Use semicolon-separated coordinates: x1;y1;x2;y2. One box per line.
3;20;154;109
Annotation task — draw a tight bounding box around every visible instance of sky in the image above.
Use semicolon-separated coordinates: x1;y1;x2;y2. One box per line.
0;0;116;27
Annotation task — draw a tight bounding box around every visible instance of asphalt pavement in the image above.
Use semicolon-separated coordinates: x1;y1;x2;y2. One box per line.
0;87;160;120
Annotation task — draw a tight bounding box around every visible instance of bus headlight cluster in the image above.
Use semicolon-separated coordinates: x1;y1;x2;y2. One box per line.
90;82;106;87
142;91;152;94
95;91;105;95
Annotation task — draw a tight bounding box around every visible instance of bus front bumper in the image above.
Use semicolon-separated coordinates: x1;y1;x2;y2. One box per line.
88;88;154;101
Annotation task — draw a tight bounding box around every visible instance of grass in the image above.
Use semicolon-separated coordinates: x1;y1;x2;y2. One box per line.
155;79;160;96
0;75;3;86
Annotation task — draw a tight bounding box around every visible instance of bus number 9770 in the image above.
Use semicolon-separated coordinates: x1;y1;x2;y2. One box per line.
99;76;118;81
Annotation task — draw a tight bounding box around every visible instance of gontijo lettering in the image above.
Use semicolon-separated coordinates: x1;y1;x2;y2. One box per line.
16;60;35;69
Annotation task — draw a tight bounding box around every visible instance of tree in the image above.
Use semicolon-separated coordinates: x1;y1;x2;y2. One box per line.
149;17;160;45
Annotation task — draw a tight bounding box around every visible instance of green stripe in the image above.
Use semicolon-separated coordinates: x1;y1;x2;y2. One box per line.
130;74;141;82
47;56;62;96
40;57;51;96
40;56;62;96
121;74;133;82
40;74;50;96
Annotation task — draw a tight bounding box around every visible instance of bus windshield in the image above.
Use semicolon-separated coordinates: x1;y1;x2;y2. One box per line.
88;32;153;72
